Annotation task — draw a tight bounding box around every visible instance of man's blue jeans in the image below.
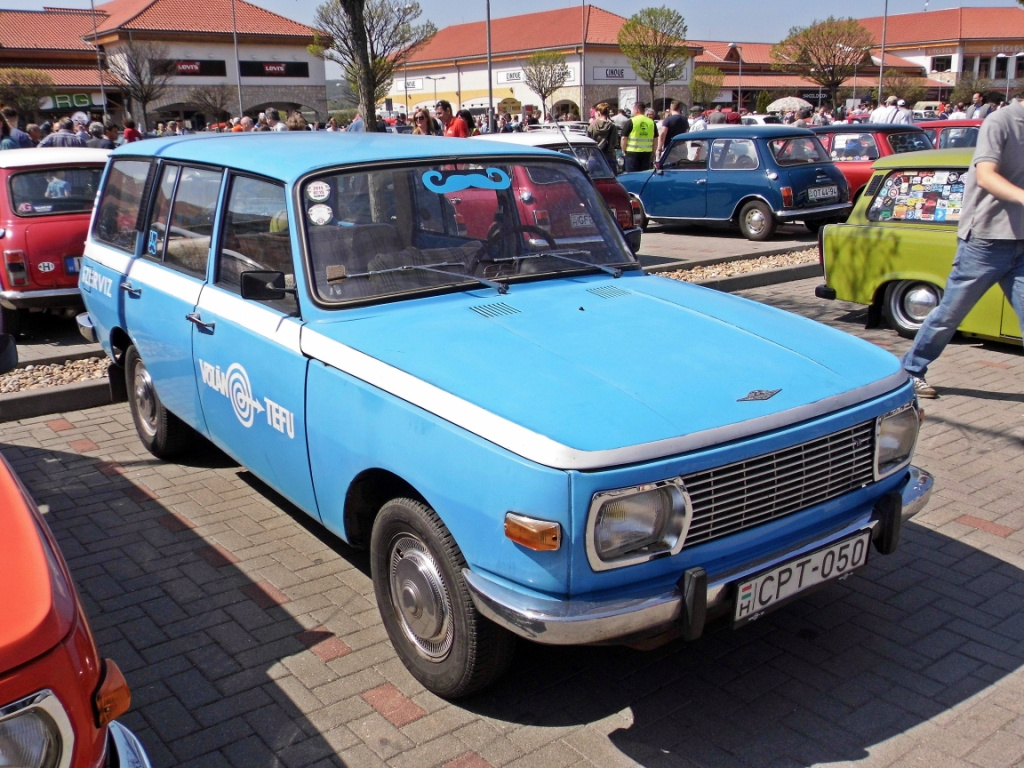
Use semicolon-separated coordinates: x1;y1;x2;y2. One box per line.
902;235;1024;377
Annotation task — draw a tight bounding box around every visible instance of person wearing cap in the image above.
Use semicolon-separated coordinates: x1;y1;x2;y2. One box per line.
894;98;914;124
870;95;900;123
688;106;707;131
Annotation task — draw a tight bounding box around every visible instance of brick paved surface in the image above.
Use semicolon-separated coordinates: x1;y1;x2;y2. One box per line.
3;277;1024;768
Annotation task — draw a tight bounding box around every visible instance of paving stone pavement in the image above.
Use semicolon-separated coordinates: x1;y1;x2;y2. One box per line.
2;277;1024;768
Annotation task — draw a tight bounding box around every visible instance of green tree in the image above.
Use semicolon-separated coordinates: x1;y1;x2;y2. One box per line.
310;0;435;131
688;66;724;109
617;6;689;106
882;70;928;110
756;90;771;114
770;17;874;108
950;73;994;106
0;68;55;123
521;52;570;120
107;41;174;131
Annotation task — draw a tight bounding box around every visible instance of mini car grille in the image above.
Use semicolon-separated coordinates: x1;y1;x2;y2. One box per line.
681;420;876;547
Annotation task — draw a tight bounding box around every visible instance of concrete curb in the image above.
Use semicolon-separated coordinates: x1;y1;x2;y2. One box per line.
0;377;113;423
640;243;816;274
692;262;823;292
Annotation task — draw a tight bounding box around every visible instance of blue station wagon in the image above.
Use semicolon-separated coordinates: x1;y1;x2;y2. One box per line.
78;133;930;698
619;125;852;240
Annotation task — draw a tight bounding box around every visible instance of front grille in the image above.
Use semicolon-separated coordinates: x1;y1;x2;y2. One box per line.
682;420;876;547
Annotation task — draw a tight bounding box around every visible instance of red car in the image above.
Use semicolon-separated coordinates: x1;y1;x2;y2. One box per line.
472;131;643;252
916;119;984;149
0;148;110;334
0;333;150;768
809;125;933;204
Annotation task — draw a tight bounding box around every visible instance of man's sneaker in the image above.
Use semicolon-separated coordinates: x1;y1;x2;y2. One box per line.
912;375;937;399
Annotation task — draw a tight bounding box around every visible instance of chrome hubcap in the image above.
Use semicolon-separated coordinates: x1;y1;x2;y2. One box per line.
746;208;767;234
902;285;940;324
388;534;453;662
133;362;158;438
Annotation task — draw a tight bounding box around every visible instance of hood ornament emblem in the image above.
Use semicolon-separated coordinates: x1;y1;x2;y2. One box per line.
738;389;781;402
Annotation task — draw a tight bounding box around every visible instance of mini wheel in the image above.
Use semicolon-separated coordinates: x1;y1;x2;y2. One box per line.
125;345;190;458
883;281;942;338
738;200;775;241
371;497;515;698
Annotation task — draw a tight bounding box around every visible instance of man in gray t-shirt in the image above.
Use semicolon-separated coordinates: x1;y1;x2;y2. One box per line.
902;97;1024;398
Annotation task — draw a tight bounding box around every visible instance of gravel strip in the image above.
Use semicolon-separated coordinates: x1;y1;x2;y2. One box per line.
0;356;108;394
660;247;819;283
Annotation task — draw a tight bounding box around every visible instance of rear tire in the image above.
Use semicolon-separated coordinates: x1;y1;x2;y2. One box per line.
125;345;190;458
738;201;775;241
883;281;942;338
0;306;22;337
371;497;515;698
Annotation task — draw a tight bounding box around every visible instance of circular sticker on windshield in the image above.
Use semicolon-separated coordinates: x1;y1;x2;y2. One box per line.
307;204;333;225
306;181;331;202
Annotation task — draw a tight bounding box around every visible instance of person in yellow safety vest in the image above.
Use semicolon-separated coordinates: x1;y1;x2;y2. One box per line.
620;102;656;173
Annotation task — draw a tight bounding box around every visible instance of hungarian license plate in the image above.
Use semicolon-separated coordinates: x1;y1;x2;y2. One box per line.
570;213;594;228
65;256;82;274
733;530;871;625
808;185;838;201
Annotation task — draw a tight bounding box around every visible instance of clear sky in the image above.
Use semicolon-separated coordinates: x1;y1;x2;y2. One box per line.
5;0;1019;41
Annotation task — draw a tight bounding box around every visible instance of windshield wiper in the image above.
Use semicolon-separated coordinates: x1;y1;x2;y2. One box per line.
326;260;508;294
494;249;627;278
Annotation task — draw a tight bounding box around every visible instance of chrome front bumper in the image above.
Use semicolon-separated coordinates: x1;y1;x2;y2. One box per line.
465;466;933;646
76;312;98;343
775;201;853;221
108;721;152;768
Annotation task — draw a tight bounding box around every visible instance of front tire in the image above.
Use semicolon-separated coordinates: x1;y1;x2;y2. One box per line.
883;281;942;338
738;200;775;241
125;345;189;458
371;497;515;698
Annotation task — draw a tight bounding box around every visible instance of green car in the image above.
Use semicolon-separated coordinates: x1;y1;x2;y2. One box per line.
816;147;1022;344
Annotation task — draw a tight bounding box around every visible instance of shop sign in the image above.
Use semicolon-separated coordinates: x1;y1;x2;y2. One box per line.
396;79;423;91
593;66;636;81
925;46;957;56
965;41;1024;54
177;61;201;75
498;70;525;84
38;92;104;110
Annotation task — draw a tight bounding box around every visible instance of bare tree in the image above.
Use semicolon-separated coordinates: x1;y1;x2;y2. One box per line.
0;69;55;123
950;73;994;107
770;17;874;108
521;52;570;120
310;0;435;130
107;41;174;131
188;84;233;123
689;66;724;110
617;6;689;106
882;70;928;110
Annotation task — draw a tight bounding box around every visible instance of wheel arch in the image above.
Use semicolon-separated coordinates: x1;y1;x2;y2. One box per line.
343;468;427;549
729;193;777;223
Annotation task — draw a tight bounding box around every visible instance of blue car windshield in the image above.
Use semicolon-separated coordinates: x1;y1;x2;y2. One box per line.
302;159;635;304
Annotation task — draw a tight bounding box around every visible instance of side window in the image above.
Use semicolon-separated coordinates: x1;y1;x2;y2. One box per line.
866;168;966;224
163;167;222;278
709;139;758;170
662;140;707;170
93;159;152;252
831;134;879;161
218;175;296;313
144;165;178;263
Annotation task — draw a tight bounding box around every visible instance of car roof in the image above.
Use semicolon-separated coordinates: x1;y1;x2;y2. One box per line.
670;125;815;143
472;132;597;148
111;132;558;184
916;119;985;128
873;147;974;170
0;147;111;169
809;124;926;134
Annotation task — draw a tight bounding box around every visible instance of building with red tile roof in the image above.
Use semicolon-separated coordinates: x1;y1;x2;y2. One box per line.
0;0;326;129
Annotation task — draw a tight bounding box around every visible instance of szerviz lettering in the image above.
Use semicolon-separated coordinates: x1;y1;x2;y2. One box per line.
80;265;113;297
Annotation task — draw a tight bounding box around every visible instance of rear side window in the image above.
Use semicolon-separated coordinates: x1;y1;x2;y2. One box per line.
866;168;966;224
94;160;151;252
11;166;103;217
144;164;222;278
709;139;758;170
829;133;879;162
888;132;934;154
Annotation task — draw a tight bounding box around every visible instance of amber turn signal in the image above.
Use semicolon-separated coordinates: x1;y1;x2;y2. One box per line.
504;512;561;551
94;659;132;727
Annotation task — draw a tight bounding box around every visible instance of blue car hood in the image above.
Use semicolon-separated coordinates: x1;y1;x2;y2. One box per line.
301;273;905;469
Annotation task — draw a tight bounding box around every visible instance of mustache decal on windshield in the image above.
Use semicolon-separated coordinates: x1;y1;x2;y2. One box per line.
422;167;511;193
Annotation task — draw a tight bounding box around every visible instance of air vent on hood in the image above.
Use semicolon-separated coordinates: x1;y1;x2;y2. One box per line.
587;286;631;299
470;302;521;318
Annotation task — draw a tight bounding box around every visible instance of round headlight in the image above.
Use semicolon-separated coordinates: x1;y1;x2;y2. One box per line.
0;708;61;768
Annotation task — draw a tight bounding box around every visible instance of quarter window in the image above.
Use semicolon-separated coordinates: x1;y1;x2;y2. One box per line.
93;160;151;252
145;165;222;279
866;168;966;224
887;133;934;154
829;133;879;162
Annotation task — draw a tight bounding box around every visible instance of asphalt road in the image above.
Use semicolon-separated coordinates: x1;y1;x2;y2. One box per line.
3;277;1023;768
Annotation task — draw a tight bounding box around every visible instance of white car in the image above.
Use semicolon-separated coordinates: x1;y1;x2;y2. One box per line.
741;114;783;125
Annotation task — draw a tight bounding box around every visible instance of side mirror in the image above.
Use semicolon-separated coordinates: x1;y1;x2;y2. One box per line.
240;270;288;301
0;334;18;375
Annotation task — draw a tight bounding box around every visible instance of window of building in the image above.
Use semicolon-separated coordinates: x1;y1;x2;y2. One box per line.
931;55;952;72
961;56;977;75
995;56;1009;79
979;56;992;77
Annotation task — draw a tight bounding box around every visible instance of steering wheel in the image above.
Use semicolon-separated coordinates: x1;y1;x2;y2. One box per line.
477;223;557;275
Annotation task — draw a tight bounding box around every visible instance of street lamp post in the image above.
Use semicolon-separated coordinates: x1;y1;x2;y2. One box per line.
878;0;889;104
425;75;446;104
728;43;742;112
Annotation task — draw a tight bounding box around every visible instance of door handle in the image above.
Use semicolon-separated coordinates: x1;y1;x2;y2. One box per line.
120;281;141;297
186;312;215;331
695;179;707;185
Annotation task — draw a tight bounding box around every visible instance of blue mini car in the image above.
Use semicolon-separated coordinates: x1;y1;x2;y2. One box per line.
619;125;852;240
78;132;930;698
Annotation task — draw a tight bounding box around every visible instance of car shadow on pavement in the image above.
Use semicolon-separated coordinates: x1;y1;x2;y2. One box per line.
462;521;1024;766
0;440;352;768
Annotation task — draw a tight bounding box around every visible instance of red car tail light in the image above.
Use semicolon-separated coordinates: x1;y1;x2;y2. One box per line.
93;659;131;727
781;187;794;208
630;196;643;228
3;250;29;287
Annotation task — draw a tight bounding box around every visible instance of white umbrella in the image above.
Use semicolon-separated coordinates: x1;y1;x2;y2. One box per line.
767;96;813;113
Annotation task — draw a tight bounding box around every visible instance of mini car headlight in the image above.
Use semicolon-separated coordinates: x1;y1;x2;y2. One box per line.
587;479;692;571
875;403;920;479
0;707;61;768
